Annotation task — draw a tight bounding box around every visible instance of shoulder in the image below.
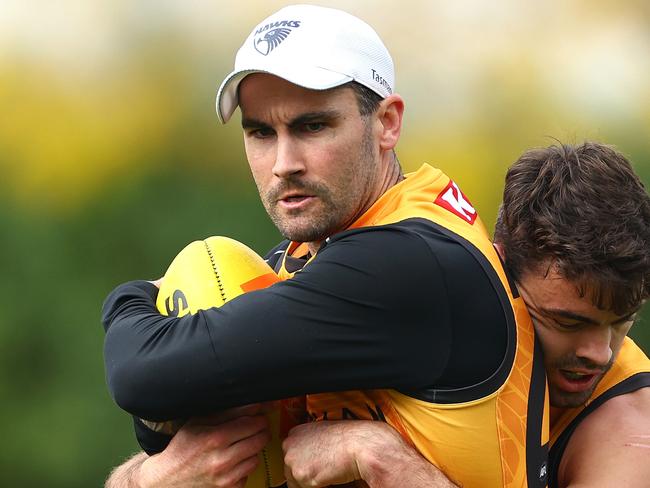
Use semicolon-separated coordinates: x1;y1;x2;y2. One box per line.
558;386;650;487
323;218;481;268
301;224;440;294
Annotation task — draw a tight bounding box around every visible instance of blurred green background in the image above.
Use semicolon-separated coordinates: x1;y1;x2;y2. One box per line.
1;0;648;486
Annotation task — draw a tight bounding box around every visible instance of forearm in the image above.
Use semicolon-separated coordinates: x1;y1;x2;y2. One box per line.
358;436;458;488
283;421;458;488
353;423;458;488
105;451;147;488
102;266;446;420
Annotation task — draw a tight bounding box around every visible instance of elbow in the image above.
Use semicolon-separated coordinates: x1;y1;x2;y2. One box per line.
106;358;156;419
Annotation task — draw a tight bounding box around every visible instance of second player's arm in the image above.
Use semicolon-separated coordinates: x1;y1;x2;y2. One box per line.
556;387;650;487
283;420;458;488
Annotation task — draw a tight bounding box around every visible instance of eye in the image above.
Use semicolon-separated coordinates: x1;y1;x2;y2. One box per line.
303;122;325;133
248;127;275;139
553;320;581;331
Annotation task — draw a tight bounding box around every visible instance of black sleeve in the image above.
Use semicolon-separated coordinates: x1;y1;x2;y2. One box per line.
102;227;453;421
133;417;174;455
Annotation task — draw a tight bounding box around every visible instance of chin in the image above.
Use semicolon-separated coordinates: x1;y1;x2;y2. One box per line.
550;388;594;409
277;218;342;244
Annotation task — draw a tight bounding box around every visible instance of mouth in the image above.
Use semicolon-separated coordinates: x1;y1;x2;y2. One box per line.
555;369;601;393
277;193;315;210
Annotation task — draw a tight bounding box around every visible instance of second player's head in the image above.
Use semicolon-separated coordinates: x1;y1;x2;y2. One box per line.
495;141;650;407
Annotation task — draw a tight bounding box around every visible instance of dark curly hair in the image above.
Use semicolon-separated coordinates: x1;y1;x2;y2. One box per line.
494;141;650;315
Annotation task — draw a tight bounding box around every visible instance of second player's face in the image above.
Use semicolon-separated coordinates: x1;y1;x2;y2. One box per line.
238;73;381;246
518;263;637;408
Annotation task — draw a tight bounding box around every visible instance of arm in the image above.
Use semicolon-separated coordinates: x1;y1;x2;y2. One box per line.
557;387;650;488
103;228;453;420
282;421;458;488
105;452;148;488
105;405;270;488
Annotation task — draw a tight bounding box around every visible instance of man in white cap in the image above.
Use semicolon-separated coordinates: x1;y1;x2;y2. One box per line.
102;5;548;487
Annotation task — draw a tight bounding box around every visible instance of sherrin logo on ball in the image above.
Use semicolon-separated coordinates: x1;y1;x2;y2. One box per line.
143;236;285;488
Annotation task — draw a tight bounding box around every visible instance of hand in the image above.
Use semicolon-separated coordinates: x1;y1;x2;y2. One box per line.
282;421;368;487
138;404;270;488
283;421;457;488
149;277;164;288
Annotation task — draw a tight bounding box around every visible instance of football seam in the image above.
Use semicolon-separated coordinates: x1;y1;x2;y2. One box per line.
261;447;271;487
204;241;228;303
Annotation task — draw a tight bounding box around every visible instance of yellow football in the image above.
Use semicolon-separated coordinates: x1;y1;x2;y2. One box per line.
156;235;279;317
147;236;285;488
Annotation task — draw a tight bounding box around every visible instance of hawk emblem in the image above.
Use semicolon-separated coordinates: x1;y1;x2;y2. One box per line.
254;27;293;56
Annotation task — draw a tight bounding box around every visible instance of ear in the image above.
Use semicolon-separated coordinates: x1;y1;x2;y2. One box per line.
376;94;404;151
493;242;506;262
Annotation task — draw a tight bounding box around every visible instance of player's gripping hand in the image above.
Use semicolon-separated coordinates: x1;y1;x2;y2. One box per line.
283;420;458;488
109;404;271;488
282;421;369;488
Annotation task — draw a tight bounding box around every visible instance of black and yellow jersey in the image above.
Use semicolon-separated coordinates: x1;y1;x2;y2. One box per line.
548;337;650;488
103;164;549;487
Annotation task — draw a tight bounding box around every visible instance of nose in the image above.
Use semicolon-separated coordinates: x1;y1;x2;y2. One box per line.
574;326;613;367
272;136;305;179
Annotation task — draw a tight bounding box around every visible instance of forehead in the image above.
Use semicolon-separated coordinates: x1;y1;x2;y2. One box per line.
522;266;588;307
519;263;633;322
238;73;357;119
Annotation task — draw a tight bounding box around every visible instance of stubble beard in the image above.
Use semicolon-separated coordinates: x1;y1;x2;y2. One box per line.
549;355;614;408
262;178;343;243
262;120;377;244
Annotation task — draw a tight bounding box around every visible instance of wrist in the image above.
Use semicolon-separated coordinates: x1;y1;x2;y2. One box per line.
351;423;401;487
136;454;164;488
105;452;149;488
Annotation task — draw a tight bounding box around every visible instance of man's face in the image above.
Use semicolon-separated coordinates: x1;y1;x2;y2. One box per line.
517;264;637;408
238;73;381;244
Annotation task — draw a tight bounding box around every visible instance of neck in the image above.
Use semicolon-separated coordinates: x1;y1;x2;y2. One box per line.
307;241;321;256
365;152;404;211
306;155;403;255
550;406;563;427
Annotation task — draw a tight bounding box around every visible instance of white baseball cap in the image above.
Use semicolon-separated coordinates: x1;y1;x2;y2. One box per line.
215;4;395;123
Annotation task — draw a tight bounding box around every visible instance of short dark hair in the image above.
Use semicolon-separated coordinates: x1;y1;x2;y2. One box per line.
345;81;383;116
494;141;650;315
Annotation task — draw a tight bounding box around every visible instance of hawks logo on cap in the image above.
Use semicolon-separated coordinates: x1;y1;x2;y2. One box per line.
253;20;301;56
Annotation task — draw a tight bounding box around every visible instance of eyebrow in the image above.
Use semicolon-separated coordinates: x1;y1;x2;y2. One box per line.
540;307;640;326
241;110;342;130
241;117;269;130
288;110;341;128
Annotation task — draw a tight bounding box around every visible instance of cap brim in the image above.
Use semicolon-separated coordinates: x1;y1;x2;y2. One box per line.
215;66;353;123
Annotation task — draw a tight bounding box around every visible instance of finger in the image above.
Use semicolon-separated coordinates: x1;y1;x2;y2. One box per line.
211;453;260;488
219;414;269;445
228;426;271;461
285;466;303;488
178;414;268;456
187;414;269;451
259;400;281;413
208;430;270;487
188;404;264;426
149;277;164;288
285;471;299;488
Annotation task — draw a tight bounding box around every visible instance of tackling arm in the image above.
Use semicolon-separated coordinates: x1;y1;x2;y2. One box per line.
283;421;458;488
557;387;650;488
